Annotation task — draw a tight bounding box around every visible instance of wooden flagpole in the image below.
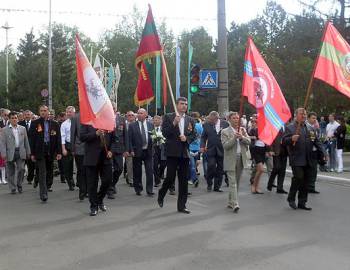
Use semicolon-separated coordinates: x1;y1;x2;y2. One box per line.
160;50;179;115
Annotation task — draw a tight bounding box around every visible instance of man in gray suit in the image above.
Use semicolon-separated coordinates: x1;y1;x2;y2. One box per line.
221;112;250;213
0;111;31;194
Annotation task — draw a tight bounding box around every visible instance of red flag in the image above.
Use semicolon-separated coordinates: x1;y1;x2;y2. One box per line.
75;36;115;131
242;37;291;145
314;22;350;99
134;61;154;106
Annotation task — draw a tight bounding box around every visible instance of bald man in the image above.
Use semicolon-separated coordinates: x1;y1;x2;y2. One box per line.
128;109;154;196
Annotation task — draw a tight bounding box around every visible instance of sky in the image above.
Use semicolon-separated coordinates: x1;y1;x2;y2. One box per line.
0;0;330;50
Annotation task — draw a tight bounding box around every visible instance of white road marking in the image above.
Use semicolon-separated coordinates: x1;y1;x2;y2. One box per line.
286;169;350;182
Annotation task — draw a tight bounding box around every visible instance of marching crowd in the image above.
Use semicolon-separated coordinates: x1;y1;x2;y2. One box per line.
0;98;348;216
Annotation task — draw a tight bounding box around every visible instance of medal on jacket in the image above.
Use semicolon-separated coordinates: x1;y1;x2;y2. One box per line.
37;124;43;132
187;122;193;132
309;131;315;142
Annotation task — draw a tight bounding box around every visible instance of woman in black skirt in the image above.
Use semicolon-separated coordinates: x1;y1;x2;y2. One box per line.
248;120;266;194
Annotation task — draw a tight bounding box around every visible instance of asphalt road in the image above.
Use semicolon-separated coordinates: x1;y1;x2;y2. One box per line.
0;161;350;270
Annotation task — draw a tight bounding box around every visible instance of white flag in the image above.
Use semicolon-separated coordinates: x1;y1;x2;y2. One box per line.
93;54;104;82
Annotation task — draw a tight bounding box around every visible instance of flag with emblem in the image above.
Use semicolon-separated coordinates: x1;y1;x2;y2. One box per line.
75;36;115;131
134;4;162;106
242;37;291;145
313;21;350;99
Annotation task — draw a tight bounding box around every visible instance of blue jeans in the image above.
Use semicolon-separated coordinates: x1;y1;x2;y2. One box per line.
327;139;337;170
189;151;199;182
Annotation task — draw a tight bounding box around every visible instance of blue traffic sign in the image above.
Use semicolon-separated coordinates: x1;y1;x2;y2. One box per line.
199;70;218;89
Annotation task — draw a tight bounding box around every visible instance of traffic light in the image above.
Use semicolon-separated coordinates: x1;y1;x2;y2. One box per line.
190;64;200;94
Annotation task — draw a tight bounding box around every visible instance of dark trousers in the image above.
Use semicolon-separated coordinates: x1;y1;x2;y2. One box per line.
288;165;312;206
36;157;54;199
267;154;287;190
158;157;189;211
26;159;35;183
58;159;65;182
153;146;166;185
63;151;74;188
108;154;123;195
133;150;153;194
206;155;224;190
85;161;112;210
74;155;87;197
308;162;318;191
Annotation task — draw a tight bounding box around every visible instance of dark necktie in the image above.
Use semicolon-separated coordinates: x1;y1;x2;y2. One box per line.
141;122;147;148
26;121;30;131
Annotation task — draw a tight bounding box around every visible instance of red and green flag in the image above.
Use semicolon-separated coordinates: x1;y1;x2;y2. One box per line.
314;21;350;99
134;4;162;106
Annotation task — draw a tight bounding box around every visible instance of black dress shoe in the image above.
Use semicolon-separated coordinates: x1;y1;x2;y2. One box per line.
276;189;288;194
272;184;277;188
169;190;176;195
267;186;272;191
157;198;163;208
298;204;312;211
98;204;107;212
107;194;115;199
41;195;48;202
90;208;98;216
178;208;191;214
288;201;297;210
213;189;223;193
17;186;23;194
79;193;85;201
233;206;240;213
207;186;212;192
33;182;38;188
136;192;141;196
11;189;16;194
48;188;53;192
147;192;155;196
308;190;320;194
69;186;75;191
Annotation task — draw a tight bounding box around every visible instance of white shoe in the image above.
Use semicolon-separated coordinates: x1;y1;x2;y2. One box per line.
2;179;7;184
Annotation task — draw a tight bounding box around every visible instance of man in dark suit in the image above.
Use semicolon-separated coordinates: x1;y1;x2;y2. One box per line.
128;108;154;196
71;112;87;201
267;127;288;194
18;110;36;185
283;108;326;211
29;105;62;202
158;97;197;214
0;109;9;128
200;111;229;192
80;125;114;216
107;108;129;199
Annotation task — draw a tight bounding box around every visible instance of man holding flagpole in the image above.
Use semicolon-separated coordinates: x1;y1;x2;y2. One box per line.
75;36;116;216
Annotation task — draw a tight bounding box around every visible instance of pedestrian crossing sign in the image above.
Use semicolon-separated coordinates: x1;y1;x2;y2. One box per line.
199;70;218;89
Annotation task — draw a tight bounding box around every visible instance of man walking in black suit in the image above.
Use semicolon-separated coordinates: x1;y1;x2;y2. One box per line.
70;112;87;201
283;108;326;211
80;125;113;216
128;108;154;196
200;111;229;192
18;110;36;185
158;97;196;214
29;105;62;202
107;106;129;199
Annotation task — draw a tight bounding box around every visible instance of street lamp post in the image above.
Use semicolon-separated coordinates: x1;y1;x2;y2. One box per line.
48;0;53;110
1;22;13;107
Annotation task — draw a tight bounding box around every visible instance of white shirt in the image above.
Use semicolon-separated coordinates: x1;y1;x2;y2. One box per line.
10;124;19;148
60;119;71;144
138;120;148;149
179;114;185;136
231;126;241;154
255;139;265;147
24;120;31;131
215;120;221;133
326;121;340;138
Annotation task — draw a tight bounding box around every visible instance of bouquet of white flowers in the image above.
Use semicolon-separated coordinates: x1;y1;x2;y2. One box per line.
150;129;166;146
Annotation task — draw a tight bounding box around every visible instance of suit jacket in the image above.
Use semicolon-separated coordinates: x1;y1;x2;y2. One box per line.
80;124;113;166
283;121;325;167
0;125;31;161
270;129;287;157
162;113;196;158
221;126;250;171
200;119;229;157
18;120;33;132
128;120;154;158
111;115;128;154
70;113;85;156
0;119;8;128
29;118;62;160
